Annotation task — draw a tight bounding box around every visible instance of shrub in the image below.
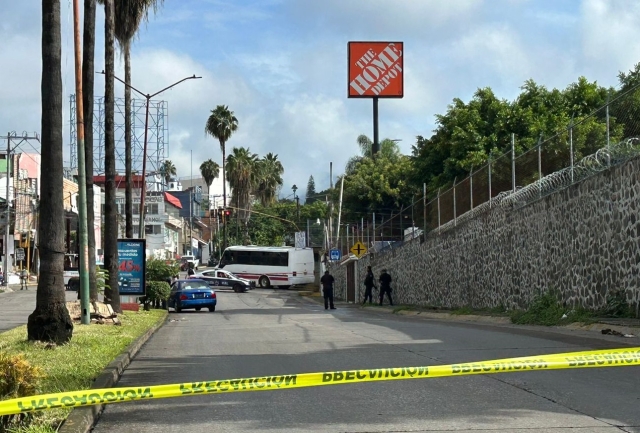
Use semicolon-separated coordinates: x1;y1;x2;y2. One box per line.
146;259;179;283
600;289;634;318
510;291;565;326
0;353;45;430
146;281;171;309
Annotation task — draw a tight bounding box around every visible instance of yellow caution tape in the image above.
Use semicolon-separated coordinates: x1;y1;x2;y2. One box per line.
1;347;639;416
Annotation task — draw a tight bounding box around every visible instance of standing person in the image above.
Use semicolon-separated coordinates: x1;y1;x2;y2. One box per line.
362;266;376;305
20;268;28;290
378;269;393;306
187;263;195;278
320;270;336;310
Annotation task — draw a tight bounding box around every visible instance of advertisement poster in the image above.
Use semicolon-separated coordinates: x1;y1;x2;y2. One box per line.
347;41;404;98
117;239;146;296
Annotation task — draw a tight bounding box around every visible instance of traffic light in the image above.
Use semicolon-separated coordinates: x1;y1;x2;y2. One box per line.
224;208;232;218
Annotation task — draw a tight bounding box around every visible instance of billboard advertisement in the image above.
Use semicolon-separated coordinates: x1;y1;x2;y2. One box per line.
117;239;146;296
348;41;404;98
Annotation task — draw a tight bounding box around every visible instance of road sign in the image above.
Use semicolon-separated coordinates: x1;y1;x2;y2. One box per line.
329;249;341;261
15;248;25;261
350;241;367;258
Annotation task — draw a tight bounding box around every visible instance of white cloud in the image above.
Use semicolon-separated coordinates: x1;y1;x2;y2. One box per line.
4;0;640;196
581;0;640;82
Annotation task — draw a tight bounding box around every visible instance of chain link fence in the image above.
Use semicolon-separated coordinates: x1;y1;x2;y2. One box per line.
325;87;640;257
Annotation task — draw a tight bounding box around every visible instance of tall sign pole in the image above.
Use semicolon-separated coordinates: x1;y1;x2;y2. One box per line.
347;41;404;156
73;0;91;324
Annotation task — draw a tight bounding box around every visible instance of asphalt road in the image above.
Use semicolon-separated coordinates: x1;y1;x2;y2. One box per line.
0;287;78;332
92;290;640;433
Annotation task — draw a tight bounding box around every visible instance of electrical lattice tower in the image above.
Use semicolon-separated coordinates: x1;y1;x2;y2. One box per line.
69;95;169;175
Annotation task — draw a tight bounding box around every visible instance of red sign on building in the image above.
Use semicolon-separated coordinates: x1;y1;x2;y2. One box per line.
348;42;404;98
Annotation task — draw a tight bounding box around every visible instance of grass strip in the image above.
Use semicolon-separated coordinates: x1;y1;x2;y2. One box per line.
0;309;167;433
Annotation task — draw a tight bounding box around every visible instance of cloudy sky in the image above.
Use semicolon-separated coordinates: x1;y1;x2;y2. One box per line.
1;0;640;199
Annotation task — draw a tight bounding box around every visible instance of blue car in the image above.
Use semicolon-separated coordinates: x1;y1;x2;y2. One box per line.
168;279;217;313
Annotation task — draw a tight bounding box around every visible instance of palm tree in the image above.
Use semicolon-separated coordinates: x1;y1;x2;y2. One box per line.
27;0;73;342
83;0;98;300
200;159;220;255
114;0;163;238
200;159;220;200
103;0;121;313
346;135;401;173
205;105;238;249
254;152;283;206
159;159;177;188
226;147;258;242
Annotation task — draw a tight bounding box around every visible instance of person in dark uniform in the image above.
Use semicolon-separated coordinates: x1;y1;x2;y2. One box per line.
362;266;376;305
379;269;393;306
320;270;336;310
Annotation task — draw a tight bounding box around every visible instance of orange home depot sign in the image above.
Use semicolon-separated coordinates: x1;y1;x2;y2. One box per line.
348;41;404;98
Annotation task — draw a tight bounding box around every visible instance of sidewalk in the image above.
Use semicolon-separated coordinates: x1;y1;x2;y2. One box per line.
299;294;640;345
0;288;78;333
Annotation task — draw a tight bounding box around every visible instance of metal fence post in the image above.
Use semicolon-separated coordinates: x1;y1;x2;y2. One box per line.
437;188;441;233
488;153;492;208
538;134;543;197
453;177;457;227
423;183;427;236
372;212;375;249
570;114;574;183
470;167;473;210
511;133;516;193
606;96;611;167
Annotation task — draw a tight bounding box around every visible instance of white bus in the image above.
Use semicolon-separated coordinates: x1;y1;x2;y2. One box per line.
218;246;315;288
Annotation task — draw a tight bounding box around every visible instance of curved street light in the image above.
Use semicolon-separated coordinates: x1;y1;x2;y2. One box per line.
98;71;202;238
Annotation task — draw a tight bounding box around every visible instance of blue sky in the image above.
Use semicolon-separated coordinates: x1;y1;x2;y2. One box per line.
1;0;640;198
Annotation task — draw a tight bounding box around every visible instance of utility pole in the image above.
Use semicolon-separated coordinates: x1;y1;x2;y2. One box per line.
73;0;90;325
98;71;201;239
1;132;39;286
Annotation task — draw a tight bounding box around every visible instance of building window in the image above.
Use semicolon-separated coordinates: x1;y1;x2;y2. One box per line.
145;204;158;215
145;224;162;235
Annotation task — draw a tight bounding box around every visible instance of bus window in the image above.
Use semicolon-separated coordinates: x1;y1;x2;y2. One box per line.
236;251;251;265
277;252;288;267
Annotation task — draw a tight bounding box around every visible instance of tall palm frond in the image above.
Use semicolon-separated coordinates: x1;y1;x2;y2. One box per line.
159;159;176;187
254;152;284;206
226;147;258;221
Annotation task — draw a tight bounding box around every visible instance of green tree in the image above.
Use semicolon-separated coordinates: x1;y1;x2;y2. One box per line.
103;0;121;313
159;159;177;188
114;0;164;237
199;159;220;199
255;152;284;206
205;105;239;249
346;135;401;174
305;175;316;204
200;158;220;254
27;0;73;343
226;147;258;224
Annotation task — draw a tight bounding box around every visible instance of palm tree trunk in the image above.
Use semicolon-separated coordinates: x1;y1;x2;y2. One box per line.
27;0;73;343
208;184;212;256
222;142;227;250
124;44;133;239
103;0;121;313
83;0;98;301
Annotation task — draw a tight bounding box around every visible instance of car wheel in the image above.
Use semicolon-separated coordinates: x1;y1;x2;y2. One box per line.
195;307;201;311
233;283;244;293
175;303;182;313
259;276;270;288
208;306;216;312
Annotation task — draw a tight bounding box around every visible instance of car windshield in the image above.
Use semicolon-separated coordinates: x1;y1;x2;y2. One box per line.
182;282;210;290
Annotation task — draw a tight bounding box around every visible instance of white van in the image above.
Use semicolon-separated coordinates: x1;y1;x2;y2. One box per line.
218;246;315;288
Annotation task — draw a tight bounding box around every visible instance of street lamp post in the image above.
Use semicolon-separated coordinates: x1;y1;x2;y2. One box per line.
98;71;201;238
292;184;299;221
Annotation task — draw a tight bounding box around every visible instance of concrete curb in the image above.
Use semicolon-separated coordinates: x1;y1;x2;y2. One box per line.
58;311;168;433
